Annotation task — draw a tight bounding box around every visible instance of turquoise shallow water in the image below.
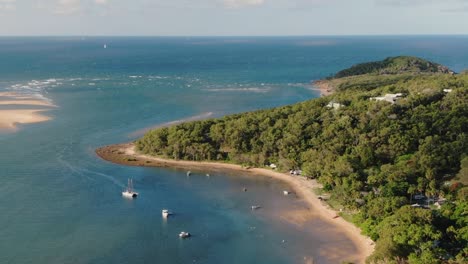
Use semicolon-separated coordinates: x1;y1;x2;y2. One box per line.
1;36;468;264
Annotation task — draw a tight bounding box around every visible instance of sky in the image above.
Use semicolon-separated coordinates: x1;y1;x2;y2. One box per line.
0;0;468;36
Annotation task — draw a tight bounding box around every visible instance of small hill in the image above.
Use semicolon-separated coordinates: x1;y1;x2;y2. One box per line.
334;56;454;78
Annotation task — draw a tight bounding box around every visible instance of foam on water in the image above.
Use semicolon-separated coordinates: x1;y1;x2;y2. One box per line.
202;87;271;93
129;112;215;138
2;78;63;105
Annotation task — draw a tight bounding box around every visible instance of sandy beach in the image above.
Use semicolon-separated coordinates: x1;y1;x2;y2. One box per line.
312;80;335;97
0;92;56;131
96;143;375;263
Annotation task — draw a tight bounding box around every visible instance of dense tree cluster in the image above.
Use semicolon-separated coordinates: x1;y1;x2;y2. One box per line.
136;58;467;263
334;56;453;78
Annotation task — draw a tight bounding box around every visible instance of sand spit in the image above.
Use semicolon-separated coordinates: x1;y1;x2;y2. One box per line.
0;92;56;132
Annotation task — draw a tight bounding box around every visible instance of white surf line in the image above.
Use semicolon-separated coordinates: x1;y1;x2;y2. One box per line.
128;112;214;138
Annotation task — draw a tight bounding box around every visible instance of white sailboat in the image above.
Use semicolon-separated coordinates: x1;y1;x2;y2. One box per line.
179;231;191;238
162;209;171;218
122;178;138;198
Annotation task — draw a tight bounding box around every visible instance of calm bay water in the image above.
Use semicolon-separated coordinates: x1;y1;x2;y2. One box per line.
1;36;468;264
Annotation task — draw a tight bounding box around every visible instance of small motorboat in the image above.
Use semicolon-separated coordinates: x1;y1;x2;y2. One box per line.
179;231;191;238
251;205;261;210
162;209;171;218
122;179;138;198
283;190;290;195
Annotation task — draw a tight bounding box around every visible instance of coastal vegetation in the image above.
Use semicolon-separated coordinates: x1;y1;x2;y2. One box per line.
333;56;454;78
135;57;467;263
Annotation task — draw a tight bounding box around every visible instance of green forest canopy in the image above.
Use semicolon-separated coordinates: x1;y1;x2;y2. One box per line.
136;56;467;263
333;56;454;78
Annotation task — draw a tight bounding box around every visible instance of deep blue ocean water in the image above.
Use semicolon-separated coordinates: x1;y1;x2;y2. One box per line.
1;36;468;264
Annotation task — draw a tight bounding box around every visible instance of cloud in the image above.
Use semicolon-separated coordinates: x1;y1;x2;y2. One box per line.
442;5;468;12
94;0;108;5
375;0;468;13
0;0;16;11
376;0;433;6
54;0;81;15
375;0;468;6
223;0;265;9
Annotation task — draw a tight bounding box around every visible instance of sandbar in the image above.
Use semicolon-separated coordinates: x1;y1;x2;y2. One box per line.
0;92;56;132
0;100;56;107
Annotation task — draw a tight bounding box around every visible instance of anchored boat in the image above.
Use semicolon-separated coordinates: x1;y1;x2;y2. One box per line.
122;178;138;198
179;231;191;238
162;209;171;218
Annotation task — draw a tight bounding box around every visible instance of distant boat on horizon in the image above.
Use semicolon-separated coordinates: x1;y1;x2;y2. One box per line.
122;178;138;198
103;44;107;49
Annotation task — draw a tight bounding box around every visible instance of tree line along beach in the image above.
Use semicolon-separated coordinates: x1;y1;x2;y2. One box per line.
96;57;468;263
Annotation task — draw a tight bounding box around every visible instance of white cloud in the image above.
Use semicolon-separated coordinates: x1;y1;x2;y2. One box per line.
376;0;432;6
94;0;108;5
0;0;16;11
375;0;468;6
223;0;265;9
54;0;81;15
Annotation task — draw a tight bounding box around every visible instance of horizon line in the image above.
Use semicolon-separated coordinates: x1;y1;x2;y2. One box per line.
1;34;468;38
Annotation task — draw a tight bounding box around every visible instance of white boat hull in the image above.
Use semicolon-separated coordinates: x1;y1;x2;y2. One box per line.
122;191;138;198
179;232;190;238
162;210;171;218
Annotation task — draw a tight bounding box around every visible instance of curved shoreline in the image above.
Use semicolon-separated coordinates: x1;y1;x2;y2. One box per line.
96;143;375;263
313;79;335;97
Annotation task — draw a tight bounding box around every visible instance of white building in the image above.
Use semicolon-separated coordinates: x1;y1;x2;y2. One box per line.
326;101;344;110
370;93;404;104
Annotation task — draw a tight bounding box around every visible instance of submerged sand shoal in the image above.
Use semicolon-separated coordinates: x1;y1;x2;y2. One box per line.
0;92;56;132
96;143;375;263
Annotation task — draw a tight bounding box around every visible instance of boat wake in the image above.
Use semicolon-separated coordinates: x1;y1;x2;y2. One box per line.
56;157;125;188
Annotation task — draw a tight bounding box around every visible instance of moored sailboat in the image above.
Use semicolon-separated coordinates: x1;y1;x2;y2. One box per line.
122;178;138;198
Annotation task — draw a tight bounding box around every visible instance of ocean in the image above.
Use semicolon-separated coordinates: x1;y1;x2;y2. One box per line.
1;36;468;264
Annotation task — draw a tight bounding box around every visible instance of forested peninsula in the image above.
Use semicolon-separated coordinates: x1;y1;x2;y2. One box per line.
107;57;468;263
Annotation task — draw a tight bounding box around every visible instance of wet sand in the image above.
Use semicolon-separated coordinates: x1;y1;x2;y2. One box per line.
96;143;375;263
0;92;56;131
312;80;335;97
